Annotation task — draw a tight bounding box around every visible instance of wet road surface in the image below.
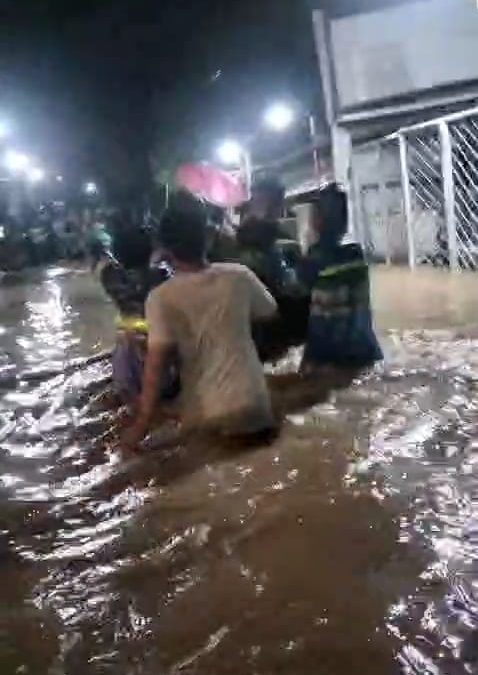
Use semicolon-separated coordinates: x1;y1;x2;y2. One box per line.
1;265;478;674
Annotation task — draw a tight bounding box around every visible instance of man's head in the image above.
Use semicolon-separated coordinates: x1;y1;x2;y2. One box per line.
311;182;348;246
157;191;208;265
113;226;152;270
250;175;285;221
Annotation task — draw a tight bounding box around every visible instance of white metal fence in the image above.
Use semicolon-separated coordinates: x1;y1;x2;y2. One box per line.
352;107;478;270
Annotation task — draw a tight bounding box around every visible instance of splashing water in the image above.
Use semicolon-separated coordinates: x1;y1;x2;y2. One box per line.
0;265;478;674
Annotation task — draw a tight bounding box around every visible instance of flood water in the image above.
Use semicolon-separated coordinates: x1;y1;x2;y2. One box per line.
1;265;478;674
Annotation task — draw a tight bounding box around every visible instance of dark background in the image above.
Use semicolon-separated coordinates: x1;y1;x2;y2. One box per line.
0;0;412;202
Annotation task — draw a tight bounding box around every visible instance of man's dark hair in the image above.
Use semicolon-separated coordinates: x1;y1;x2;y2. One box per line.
314;182;348;243
157;191;207;263
113;226;152;269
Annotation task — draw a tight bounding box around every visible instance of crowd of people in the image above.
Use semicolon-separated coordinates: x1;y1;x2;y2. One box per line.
87;177;383;450
0;205;114;271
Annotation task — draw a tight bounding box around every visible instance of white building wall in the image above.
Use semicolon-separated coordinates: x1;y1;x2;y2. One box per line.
331;0;478;109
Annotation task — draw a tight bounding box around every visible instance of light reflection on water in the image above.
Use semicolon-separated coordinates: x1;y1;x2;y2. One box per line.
0;266;477;674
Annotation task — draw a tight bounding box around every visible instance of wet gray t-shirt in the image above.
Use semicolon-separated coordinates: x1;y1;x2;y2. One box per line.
145;263;277;433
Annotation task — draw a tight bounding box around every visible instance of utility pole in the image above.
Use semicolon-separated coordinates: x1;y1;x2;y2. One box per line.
308;113;321;178
312;9;337;131
312;8;354;232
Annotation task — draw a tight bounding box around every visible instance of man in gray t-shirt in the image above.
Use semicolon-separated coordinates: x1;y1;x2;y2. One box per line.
122;199;277;450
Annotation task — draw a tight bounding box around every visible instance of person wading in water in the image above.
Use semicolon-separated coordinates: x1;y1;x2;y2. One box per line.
299;182;383;371
122;196;278;450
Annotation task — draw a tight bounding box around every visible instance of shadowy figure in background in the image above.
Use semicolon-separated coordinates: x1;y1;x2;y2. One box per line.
299;182;383;372
237;176;287;293
237;175;310;361
89;218;178;404
206;205;239;263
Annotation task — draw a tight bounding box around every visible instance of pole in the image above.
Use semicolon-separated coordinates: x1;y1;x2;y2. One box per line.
377;143;391;265
439;121;459;270
331;124;354;235
351;155;366;249
242;148;253;199
308;114;320;179
398;134;416;268
312;10;337;130
313;10;356;235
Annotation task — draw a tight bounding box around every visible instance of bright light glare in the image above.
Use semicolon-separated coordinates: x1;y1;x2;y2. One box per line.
84;181;98;195
4;150;30;173
28;167;45;183
56;175;63;182
216;139;243;165
0;122;10;139
264;103;294;131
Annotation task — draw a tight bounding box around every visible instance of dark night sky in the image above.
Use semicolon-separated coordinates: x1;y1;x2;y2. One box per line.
0;0;412;200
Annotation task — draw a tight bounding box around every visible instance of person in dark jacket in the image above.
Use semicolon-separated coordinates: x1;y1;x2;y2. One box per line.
300;182;382;371
236;176;286;293
237;176;310;360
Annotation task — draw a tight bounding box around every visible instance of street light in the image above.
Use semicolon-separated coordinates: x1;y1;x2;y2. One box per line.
216;139;252;196
27;167;45;183
215;101;318;195
0;121;10;140
265;102;320;178
216;139;243;166
264;103;295;132
4;150;30;173
84;181;98;196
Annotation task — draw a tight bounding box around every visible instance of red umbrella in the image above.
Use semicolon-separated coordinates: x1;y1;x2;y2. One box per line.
175;163;246;208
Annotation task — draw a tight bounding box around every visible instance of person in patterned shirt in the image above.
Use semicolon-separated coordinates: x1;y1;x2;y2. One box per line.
299;182;382;371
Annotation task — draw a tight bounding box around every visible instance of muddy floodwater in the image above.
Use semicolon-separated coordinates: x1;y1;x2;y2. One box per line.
1;265;478;674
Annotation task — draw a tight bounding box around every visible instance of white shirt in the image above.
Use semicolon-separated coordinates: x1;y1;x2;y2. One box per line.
145;263;277;434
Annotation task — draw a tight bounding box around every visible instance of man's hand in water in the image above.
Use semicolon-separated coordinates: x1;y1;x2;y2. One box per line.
120;340;176;454
120;407;178;455
121;415;149;454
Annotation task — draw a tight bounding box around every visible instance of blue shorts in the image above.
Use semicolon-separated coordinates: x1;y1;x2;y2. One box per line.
111;332;179;403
